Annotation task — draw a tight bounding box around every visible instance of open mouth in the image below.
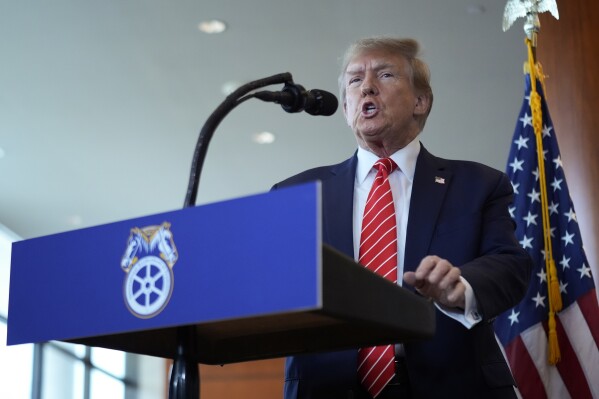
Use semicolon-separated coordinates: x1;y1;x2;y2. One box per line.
362;102;378;117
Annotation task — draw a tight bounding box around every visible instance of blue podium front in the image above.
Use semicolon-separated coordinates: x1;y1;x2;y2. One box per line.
8;182;434;364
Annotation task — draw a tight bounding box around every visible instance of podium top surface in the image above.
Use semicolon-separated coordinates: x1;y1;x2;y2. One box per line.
8;183;434;363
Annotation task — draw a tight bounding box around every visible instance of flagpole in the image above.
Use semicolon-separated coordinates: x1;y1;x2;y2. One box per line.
525;38;564;364
502;0;563;364
524;12;540;62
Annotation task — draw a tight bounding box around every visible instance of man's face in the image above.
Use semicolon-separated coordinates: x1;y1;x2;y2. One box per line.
343;49;427;155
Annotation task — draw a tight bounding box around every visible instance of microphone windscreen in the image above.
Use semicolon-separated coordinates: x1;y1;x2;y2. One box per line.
307;90;338;116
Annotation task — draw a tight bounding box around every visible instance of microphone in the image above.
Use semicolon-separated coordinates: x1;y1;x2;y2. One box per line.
254;82;338;116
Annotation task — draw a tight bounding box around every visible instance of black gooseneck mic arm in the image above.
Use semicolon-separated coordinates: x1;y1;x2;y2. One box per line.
183;72;338;208
175;72;337;398
175;72;294;399
183;72;293;208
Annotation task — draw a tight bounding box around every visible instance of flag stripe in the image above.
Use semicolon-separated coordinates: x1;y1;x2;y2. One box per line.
521;323;570;399
558;300;599;398
551;313;593;399
578;288;599;344
506;334;547;399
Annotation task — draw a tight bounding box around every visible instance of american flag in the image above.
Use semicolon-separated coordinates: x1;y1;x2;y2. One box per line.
494;73;599;398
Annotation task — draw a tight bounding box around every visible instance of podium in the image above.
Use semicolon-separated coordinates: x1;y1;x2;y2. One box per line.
7;182;435;395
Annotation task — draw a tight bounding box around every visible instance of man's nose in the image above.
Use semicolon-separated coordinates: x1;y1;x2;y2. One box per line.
361;77;378;96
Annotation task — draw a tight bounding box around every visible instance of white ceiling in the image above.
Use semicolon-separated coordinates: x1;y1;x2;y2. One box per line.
0;0;528;239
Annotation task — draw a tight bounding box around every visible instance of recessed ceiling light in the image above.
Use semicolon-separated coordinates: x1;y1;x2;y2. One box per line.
252;131;276;144
198;20;227;34
67;215;83;227
221;80;240;96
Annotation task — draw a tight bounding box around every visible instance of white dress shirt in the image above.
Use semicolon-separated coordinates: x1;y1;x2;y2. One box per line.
352;138;481;328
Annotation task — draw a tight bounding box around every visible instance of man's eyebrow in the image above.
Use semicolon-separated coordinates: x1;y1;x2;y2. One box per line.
345;62;396;75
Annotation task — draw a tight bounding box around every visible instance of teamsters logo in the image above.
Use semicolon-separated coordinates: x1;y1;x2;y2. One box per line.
121;222;178;319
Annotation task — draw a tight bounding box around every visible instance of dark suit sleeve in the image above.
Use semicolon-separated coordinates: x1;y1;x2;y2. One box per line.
458;171;532;319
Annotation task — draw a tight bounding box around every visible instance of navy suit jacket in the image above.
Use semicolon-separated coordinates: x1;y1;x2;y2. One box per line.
273;145;532;399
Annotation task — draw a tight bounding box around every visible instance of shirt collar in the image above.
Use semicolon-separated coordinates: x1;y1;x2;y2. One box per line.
356;138;421;184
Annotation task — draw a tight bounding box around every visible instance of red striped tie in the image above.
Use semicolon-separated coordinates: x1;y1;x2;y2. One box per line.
357;158;398;398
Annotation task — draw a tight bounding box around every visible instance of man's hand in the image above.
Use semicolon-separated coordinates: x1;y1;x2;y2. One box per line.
403;255;466;309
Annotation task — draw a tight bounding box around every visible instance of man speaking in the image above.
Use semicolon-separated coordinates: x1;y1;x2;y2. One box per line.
273;37;531;399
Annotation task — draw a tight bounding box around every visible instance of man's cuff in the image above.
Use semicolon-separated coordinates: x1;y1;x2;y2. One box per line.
434;276;482;329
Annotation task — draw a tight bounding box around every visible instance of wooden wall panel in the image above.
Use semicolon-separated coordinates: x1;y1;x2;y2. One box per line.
164;358;284;398
537;0;599;289
200;358;284;399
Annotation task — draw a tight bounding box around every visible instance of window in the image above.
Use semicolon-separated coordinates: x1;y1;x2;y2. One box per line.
38;343;131;399
1;224;163;399
0;225;34;398
0;314;33;398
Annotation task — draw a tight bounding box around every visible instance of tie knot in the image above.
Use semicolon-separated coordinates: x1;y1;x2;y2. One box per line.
374;158;397;174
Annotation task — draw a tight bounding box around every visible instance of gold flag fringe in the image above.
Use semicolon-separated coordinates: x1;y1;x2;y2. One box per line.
525;37;562;365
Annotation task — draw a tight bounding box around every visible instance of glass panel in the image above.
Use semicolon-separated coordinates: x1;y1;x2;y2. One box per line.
90;369;125;399
0;322;33;399
136;354;167;399
0;225;20;317
42;344;84;399
91;347;126;378
52;341;87;358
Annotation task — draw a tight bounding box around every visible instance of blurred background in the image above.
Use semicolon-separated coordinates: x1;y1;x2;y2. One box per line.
0;0;526;239
2;0;597;398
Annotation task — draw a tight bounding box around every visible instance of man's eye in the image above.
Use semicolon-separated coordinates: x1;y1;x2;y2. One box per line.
381;72;393;78
348;77;361;85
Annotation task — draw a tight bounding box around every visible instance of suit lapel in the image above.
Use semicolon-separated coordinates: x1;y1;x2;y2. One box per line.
404;146;452;274
321;154;357;258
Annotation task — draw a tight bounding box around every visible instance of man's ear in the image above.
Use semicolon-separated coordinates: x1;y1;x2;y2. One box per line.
414;94;430;116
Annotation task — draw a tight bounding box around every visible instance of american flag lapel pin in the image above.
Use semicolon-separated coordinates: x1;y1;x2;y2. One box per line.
435;176;445;184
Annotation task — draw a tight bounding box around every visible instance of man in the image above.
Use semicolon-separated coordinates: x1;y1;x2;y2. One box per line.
273;37;532;399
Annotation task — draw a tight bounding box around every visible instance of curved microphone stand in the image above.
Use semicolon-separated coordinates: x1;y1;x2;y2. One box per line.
183;72;293;209
170;72;294;399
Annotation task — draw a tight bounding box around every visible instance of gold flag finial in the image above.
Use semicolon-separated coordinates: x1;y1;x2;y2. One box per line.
503;0;559;47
